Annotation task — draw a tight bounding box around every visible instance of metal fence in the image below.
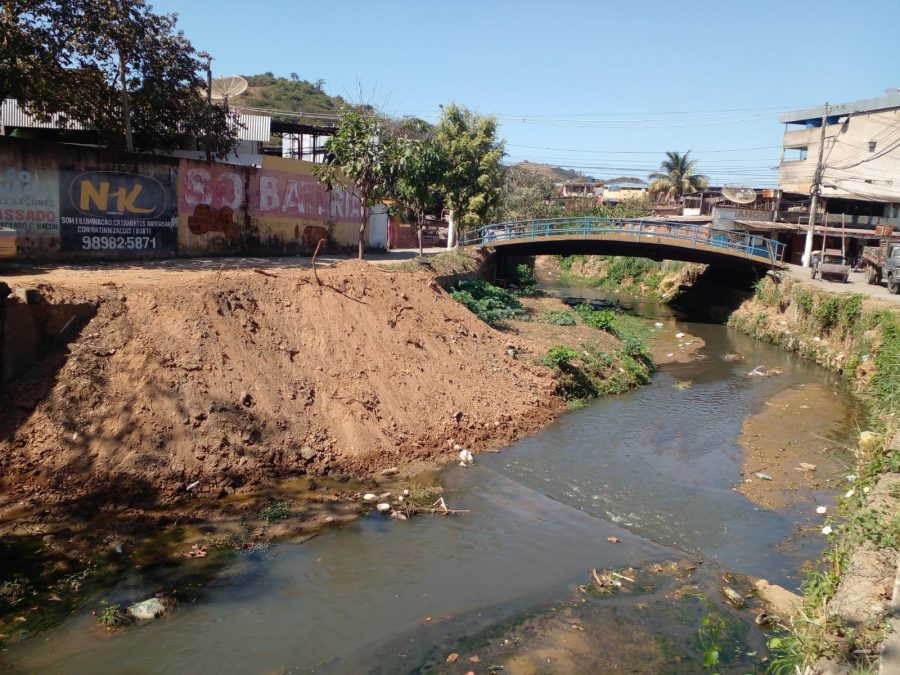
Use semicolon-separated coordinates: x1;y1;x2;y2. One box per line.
460;217;786;264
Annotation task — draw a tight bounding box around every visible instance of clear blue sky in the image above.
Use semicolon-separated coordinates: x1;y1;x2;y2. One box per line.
153;0;900;187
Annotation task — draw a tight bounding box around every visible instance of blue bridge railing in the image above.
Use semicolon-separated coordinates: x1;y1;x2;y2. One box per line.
459;217;786;264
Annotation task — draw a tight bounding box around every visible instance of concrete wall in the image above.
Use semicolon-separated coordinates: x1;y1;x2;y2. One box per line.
779;108;900;205
0;137;366;260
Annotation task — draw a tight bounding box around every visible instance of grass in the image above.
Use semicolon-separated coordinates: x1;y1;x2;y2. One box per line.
538;309;576;326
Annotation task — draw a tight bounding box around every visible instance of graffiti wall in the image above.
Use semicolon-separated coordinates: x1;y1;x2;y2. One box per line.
177;155;362;255
0;138;363;260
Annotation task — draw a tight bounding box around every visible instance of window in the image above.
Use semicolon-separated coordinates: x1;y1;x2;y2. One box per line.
784;146;808;162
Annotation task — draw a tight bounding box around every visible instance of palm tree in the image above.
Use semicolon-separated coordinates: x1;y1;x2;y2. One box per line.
648;151;708;203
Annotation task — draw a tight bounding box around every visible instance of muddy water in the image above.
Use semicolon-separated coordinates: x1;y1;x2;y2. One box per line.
6;288;860;674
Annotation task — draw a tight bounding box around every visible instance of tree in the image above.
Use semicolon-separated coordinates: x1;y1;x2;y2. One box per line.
1;0;238;157
434;104;505;244
312;107;404;260
497;165;556;221
648;151;708;203
396;135;449;255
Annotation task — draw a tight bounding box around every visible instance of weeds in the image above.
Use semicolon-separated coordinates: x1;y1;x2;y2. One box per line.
697;613;725;671
95;600;128;628
259;502;291;523
575;304;617;333
539;309;576;326
449;279;525;326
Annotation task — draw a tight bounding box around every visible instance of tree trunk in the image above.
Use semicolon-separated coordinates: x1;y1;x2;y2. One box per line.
446;209;456;250
117;49;134;152
418;212;424;256
358;203;367;260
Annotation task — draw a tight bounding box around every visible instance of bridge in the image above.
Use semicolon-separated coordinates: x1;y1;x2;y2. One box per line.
460;218;786;270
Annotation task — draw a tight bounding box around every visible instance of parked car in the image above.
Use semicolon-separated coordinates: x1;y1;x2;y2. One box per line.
810;249;850;282
0;227;17;259
862;240;900;294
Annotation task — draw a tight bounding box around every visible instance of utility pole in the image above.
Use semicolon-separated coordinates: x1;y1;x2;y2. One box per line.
802;103;829;267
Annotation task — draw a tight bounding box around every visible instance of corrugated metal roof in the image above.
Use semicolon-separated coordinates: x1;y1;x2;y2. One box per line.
780;93;900;124
233;113;270;142
3;99;271;142
1;99;90;130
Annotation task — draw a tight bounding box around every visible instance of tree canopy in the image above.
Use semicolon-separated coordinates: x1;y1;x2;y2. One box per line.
648;151;708;203
394;127;449;254
1;0;238;156
312;107;405;259
434;103;505;231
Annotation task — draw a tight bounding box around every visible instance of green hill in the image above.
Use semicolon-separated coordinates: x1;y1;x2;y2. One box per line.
513;161;592;183
236;73;346;124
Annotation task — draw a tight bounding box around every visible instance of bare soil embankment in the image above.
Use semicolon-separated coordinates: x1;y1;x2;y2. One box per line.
0;261;559;516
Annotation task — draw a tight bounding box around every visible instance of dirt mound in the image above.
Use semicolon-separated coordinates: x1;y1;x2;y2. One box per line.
0;261;559;510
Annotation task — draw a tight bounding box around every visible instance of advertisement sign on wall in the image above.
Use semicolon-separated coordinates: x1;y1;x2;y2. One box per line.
0;165;60;254
59;168;178;252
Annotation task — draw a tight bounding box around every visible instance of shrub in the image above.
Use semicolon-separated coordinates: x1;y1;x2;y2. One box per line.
541;345;580;369
510;263;538;296
813;295;841;333
450;279;525;326
793;286;814;315
837;294;864;337
575;304;617;333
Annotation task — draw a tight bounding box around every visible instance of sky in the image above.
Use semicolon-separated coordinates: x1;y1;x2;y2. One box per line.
152;0;900;187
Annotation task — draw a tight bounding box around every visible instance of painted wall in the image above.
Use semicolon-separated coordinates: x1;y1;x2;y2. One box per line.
0;138;365;260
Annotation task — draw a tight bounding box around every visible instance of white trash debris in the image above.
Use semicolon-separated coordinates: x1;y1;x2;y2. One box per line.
845;489;855;498
376;503;391;512
821;525;833;535
816;506;827;514
458;449;474;465
654;322;664;328
748;365;768;377
675;332;685;338
755;472;773;481
127;598;166;621
363;493;377;501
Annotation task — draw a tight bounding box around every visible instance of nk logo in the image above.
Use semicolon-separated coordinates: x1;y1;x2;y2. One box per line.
69;171;168;219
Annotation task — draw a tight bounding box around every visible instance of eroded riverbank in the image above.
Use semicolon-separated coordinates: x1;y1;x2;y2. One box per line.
0;282;863;673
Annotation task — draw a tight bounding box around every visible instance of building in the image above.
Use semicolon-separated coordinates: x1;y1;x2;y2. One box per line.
0;99;334;167
601;179;648;204
778;93;900;228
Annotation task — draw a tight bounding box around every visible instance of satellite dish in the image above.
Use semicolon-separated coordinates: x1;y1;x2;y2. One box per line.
210;76;248;101
722;185;757;204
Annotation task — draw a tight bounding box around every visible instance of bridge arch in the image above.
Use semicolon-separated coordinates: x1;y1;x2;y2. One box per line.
461;218;786;270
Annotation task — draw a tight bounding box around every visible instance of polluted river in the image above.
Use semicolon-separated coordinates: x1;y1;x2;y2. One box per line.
4;284;861;674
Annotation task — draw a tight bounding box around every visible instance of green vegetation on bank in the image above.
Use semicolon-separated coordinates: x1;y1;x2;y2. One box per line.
447;278;655;406
556;255;692;300
734;277;900;672
541;305;654;404
449;279;525;326
743;277;898;419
